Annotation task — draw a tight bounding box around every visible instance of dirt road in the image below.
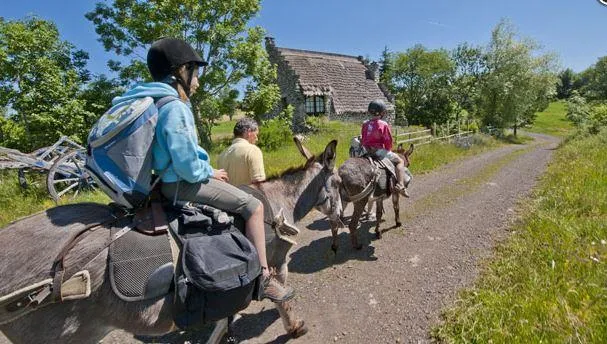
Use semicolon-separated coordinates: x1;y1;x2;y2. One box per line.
231;133;559;344
1;133;559;344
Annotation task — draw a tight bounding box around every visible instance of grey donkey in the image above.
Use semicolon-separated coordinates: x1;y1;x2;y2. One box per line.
0;137;342;344
337;143;414;251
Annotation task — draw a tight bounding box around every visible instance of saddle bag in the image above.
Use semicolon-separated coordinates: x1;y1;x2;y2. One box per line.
171;204;262;330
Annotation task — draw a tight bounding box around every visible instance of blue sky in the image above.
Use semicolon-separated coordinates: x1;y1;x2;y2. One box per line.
3;0;606;76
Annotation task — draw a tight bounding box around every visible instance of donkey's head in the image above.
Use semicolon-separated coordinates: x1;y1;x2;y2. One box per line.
396;143;414;187
396;143;414;167
292;136;343;224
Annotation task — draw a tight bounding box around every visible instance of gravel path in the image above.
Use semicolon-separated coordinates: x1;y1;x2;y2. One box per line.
0;133;560;344
228;132;560;344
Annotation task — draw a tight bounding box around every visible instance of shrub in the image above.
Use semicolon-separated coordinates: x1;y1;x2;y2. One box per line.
565;94;591;126
467;121;479;133
304;115;329;133
588;103;607;134
257;105;293;151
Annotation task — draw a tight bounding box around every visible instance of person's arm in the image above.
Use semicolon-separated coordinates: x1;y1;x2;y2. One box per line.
162;103;214;183
384;123;393;151
361;121;369;148
247;146;266;184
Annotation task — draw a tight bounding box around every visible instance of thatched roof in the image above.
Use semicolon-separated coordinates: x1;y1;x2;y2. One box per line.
275;47;394;114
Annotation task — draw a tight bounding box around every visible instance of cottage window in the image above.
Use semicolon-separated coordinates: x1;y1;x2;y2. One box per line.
305;96;325;115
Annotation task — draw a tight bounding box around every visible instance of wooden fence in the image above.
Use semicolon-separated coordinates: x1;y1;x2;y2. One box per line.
394;119;474;146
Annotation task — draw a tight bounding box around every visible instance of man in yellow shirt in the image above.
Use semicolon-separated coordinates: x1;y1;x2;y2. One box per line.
218;117;266;186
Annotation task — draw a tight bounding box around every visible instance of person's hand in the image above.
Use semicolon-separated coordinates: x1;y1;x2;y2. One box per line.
212;169;229;182
262;266;270;279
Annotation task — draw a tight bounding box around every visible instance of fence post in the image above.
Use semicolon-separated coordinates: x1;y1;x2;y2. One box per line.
457;119;461;137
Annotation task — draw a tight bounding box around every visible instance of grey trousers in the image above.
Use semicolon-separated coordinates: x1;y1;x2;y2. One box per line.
161;178;261;220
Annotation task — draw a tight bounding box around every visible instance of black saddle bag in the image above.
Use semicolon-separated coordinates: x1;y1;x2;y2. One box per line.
170;204;262;330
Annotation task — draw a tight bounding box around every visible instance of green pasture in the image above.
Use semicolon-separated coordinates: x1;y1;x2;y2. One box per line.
527;101;574;137
432;127;607;343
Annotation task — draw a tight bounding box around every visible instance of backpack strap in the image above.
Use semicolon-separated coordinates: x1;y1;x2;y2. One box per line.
156;95;179;109
147;95;180;193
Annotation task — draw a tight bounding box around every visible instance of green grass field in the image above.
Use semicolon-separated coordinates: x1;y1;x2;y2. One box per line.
528;101;574;137
432;127;607;343
210;118;238;140
0;170;110;226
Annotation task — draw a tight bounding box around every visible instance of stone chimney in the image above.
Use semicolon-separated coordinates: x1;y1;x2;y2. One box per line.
264;37;276;50
366;61;380;83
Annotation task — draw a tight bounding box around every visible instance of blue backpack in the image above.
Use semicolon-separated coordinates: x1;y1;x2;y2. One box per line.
86;96;177;209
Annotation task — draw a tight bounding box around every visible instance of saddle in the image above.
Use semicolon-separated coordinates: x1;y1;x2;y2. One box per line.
108;186;300;304
348;136;398;196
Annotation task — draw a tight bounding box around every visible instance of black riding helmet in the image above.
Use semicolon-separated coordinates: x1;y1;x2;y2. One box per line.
368;99;387;115
147;37;207;95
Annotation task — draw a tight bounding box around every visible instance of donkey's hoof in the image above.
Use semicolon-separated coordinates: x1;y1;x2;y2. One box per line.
375;231;382;239
288;320;308;338
396;222;402;228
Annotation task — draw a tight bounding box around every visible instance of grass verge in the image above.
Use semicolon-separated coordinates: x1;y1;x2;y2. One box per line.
432;127;607;343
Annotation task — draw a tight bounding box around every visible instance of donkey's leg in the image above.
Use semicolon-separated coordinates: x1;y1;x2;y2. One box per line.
330;222;340;253
393;193;401;227
348;201;365;250
275;301;308;338
367;199;376;221
374;199;384;239
274;262;289;285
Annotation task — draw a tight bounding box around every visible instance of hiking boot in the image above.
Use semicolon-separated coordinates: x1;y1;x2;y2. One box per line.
262;276;295;302
394;183;410;198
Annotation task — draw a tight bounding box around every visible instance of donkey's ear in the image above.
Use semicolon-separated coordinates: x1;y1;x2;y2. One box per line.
397;143;403;151
293;135;313;160
322;140;338;170
405;143;414;157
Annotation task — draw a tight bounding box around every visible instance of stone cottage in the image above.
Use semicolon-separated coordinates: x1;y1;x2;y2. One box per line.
265;37;394;130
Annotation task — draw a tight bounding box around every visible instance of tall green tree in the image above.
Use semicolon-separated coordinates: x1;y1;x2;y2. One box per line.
580;56;607;102
391;44;455;127
86;0;280;148
0;17;93;151
451;43;486;120
78;75;124;142
556;68;576;99
379;45;394;89
477;20;558;136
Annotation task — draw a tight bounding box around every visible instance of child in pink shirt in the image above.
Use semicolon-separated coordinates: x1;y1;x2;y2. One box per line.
361;100;410;197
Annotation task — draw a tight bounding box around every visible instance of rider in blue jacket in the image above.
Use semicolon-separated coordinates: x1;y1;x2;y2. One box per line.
113;37;293;302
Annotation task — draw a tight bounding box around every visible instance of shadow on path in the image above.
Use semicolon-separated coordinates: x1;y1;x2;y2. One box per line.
290;221;379;274
230;308;282;343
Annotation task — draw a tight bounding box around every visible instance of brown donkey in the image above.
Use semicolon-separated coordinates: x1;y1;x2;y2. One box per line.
337;143;414;251
0;138;342;344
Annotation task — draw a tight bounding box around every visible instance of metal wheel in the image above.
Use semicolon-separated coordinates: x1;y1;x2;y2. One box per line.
47;150;95;202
